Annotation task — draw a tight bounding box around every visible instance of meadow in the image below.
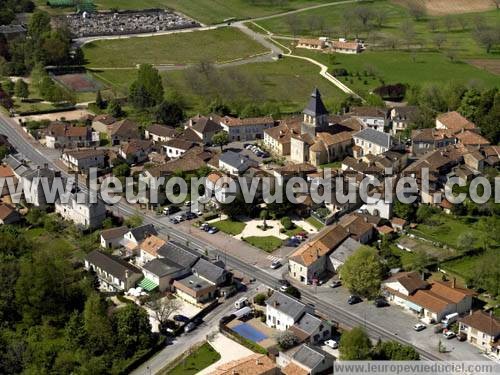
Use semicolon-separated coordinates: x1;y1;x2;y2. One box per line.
82;27;268;68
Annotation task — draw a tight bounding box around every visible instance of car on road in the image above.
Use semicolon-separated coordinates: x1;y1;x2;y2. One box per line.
413;323;426;332
443;331;456;339
270;260;282;269
330;280;341;288
324;339;339;349
347;295;362;305
184;322;197;333
173;314;190;323
279;284;288;292
373;296;388;308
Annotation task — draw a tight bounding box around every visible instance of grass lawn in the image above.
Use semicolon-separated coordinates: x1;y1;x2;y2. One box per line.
410;214;484;249
285;225;304;237
295;49;500;98
25;228;76;253
257;0;500;59
166;342;220;375
243;235;283;252
440;253;487;281
92;57;347;115
306;216;324;230
389;244;417;270
212;219;246;235
82;27;267;68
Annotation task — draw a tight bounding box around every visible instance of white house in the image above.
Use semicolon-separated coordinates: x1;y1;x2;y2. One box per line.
55;192;106;230
121;224;158;252
85;250;142;292
266;291;312;331
353;128;394;159
61;148;106;172
100;226;128;249
459;310;500;359
163;138;196;159
219;116;274;142
21;166;59;208
218;150;257;176
144;124;176;144
350;107;388;132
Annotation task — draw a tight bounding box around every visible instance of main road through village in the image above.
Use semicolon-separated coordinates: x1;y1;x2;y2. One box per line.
4;107;492;370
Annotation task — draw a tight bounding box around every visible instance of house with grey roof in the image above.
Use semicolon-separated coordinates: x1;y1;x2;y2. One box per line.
191;258;229;286
290;312;333;345
353;128;395;159
21;166;60;208
85;250;142;292
173;274;217;305
328;237;362;271
188;116;223;144
141;258;188;292
145;124;176;144
218;150;257;176
122;224;158;251
278;344;334;375
266;291;313;331
157;241;200;268
350;106;389;132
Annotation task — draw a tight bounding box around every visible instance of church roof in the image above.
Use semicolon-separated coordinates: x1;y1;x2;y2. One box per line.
303;88;329;117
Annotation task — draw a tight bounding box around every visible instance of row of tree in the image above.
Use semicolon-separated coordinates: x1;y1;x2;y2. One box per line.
0;217;157;374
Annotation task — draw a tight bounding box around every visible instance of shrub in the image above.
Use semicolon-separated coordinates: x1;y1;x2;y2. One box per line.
254;293;267;306
280;216;294;230
277;331;299;350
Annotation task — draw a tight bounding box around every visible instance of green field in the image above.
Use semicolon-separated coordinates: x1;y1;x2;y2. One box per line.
91;56;346;115
83;27;267;68
37;0;341;23
166;342;220;375
243;235;282;252
256;1;500;58
295;49;500;97
212;219;246;235
410;214;484;249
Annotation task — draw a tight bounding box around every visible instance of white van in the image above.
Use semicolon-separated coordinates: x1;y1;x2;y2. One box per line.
441;312;459;326
234;297;248;309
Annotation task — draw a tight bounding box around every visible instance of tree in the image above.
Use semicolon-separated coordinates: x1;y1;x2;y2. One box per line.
4;80;14;96
393;200;417;222
108;99;123;118
339;327;372;360
260;209;268;228
28;10;51;40
155;100;185;125
280;216;294;230
113;304;153;357
416;204;437;223
254;293;267;306
14;79;28;99
373;340;420;360
406;0;426;20
129;64;164;109
149;296;181;332
125;214;143;228
459;89;482;121
339;246;383;298
83;293;114;354
113;162;130;177
473;25;500;53
408;249;433;273
277;331;299;350
95;90;105;109
284;286;301;299
211;130;229;150
25;207;45;226
433;33;447;50
457;232;476;252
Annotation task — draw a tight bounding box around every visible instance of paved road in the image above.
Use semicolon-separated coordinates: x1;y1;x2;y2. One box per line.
0;113;490;366
131;284;261;375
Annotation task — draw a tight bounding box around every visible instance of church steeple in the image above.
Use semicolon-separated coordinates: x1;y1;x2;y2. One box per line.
301;88;329;137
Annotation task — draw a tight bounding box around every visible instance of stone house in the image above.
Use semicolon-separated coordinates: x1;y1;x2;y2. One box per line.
61;148;107;172
219;115;275;142
45;122;98;149
55;193;106;230
459;310;500;359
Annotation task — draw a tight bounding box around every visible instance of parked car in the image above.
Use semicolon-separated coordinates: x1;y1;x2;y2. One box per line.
347;295;362;305
330;280;341;288
174;215;184;222
324;339;339;349
279;284;288;292
200;223;209;230
173;314;190;323
413;323;426;332
163;205;180;215
184;322;197;333
270;260;282;269
185;212;197;220
457;333;467;342
443;331;456;339
170;218;180;224
373;296;389;308
208;227;219;234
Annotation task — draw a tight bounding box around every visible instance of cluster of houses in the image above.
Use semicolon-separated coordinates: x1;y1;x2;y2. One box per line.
86;223;231;307
297;37;365;54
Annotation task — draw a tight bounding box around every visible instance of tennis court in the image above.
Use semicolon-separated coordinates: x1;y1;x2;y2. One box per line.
232;323;267;342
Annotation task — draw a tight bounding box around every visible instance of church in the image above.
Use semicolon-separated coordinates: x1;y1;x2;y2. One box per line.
290;89;360;166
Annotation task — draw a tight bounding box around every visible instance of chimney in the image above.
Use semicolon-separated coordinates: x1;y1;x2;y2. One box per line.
125;269;130;279
274;301;278;307
255;359;261;365
346;227;350;233
452;277;456;289
364;217;368;223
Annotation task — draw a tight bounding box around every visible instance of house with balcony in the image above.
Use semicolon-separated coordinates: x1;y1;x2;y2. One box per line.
84;250;142;292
